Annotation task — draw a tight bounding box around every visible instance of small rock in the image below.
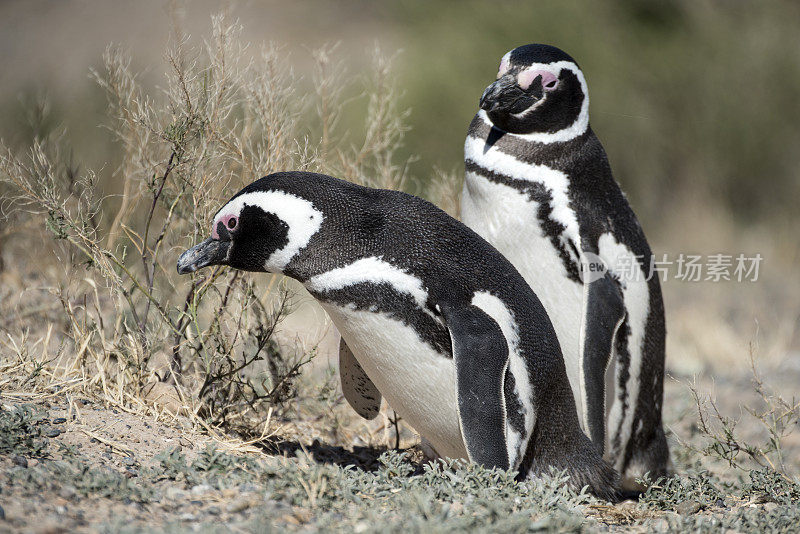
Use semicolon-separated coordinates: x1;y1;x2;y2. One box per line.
227;497;254;513
12;455;28;468
206;506;221;516
123;456;136;466
165;487;187;500
649;518;669;530
52;417;67;424
56;505;67;514
675;500;702;515
763;502;778;512
59;486;77;500
178;513;196;521
191;484;213;496
0;504;5;520
44;428;62;438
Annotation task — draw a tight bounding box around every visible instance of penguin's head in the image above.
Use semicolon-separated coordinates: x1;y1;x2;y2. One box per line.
177;176;324;275
479;44;589;136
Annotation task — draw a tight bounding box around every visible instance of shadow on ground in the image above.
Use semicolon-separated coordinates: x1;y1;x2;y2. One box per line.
260;439;397;472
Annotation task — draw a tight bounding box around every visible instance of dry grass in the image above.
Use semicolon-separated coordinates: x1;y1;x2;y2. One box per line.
0;12;414;448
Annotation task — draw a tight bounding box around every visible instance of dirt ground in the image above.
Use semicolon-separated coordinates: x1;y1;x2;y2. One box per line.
1;355;798;533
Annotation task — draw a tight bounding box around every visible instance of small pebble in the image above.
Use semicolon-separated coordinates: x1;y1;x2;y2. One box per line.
763;502;778;512
52;417;67;424
12;455;28;468
179;513;196;522
675;500;702;515
227;498;254;513
206;506;221;516
191;484;213;495
59;486;77;500
165;487;187;500
44;428;61;438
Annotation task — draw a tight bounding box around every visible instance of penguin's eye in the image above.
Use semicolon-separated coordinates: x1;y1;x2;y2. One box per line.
227;216;237;230
544;79;559;91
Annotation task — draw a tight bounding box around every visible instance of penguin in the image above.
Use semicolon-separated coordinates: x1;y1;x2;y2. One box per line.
177;171;619;499
460;44;669;490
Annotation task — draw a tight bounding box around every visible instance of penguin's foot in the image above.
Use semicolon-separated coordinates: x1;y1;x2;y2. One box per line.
615;425;671;494
526;433;622;502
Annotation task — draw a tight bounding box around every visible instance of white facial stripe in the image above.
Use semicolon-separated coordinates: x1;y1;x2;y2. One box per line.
482;60;590;143
464;136;580;241
471;291;534;468
306;256;430;313
214;190;323;272
596;232;649;467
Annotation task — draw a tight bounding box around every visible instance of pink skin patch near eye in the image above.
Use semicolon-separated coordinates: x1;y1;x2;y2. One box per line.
211;214;237;239
497;57;510;79
517;69;559;91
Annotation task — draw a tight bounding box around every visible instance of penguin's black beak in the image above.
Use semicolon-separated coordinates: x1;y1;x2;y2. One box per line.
177;238;230;274
479;74;543;114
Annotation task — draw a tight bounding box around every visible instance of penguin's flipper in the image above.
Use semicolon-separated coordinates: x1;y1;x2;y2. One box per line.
580;271;626;451
339;336;382;420
443;305;510;471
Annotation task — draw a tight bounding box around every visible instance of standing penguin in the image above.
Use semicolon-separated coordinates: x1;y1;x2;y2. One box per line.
178;171;618;499
461;44;668;489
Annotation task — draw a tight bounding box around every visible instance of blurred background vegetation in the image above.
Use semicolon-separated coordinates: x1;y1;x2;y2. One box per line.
3;0;799;227
0;0;798;375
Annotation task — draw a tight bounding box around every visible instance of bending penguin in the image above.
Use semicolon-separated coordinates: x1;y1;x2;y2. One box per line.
461;44;668;490
178;171;619;499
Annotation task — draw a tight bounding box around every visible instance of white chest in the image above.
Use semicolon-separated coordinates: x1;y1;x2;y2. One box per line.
320;302;468;460
461;171;585;424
